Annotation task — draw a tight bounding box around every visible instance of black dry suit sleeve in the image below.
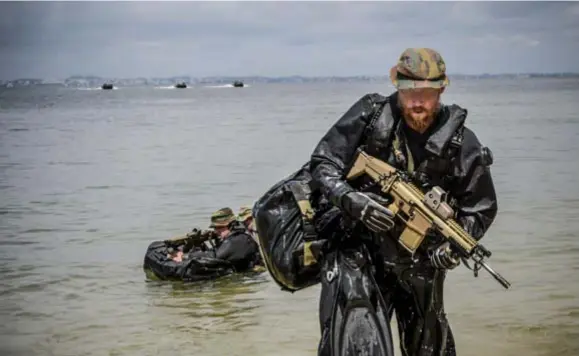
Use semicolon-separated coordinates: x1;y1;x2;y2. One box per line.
215;233;257;263
309;95;377;210
452;128;498;241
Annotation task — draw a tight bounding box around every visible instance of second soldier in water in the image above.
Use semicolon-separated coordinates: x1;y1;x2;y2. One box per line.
237;206;257;239
200;207;263;272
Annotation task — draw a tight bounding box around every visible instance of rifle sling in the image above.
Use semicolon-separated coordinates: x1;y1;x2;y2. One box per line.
287;181;319;267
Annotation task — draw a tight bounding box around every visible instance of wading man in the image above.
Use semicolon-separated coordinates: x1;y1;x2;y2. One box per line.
309;48;498;355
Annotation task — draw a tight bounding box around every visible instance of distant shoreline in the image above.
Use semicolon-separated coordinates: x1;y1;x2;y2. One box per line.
2;73;578;88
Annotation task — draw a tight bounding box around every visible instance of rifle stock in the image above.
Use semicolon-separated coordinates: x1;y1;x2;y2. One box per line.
346;149;511;289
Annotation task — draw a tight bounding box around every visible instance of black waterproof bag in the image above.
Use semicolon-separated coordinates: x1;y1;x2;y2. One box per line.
143;240;235;282
252;163;330;292
253;94;388;293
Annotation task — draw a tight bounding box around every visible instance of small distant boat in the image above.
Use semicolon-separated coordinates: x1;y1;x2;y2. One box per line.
232;80;244;88
101;83;114;90
174;82;187;89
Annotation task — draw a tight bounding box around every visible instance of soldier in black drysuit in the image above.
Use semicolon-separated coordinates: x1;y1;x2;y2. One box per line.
194;207;263;272
309;48;498;355
143;207;262;282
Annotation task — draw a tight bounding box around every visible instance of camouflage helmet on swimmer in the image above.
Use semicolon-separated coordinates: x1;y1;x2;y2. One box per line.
209;207;236;228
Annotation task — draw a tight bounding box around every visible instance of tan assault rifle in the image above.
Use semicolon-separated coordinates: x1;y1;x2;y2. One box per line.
346;149;511;289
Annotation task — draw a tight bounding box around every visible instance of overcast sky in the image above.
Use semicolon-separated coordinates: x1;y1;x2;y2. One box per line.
1;1;578;80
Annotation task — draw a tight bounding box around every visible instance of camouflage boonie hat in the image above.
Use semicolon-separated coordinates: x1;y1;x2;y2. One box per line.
210;207;236;228
237;206;252;221
390;48;450;90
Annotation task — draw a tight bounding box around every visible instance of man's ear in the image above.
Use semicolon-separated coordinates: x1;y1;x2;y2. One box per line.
440;87;446;95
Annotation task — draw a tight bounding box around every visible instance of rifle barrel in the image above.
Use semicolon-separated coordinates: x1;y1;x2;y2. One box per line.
480;261;511;289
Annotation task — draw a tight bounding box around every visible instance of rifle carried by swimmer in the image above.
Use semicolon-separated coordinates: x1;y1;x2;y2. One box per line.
346;149;511;289
165;228;218;253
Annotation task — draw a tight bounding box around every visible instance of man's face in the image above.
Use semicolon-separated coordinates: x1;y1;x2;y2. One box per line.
398;87;443;133
214;226;230;238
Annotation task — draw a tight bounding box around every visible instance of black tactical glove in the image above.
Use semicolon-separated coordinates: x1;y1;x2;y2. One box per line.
430;241;461;270
342;191;395;233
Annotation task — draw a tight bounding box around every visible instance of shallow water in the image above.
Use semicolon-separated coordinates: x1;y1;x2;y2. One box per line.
1;78;578;355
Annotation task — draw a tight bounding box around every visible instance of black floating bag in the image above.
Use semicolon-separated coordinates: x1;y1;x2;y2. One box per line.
252;94;388;293
252;163;328;292
324;242;395;356
143;240;234;282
